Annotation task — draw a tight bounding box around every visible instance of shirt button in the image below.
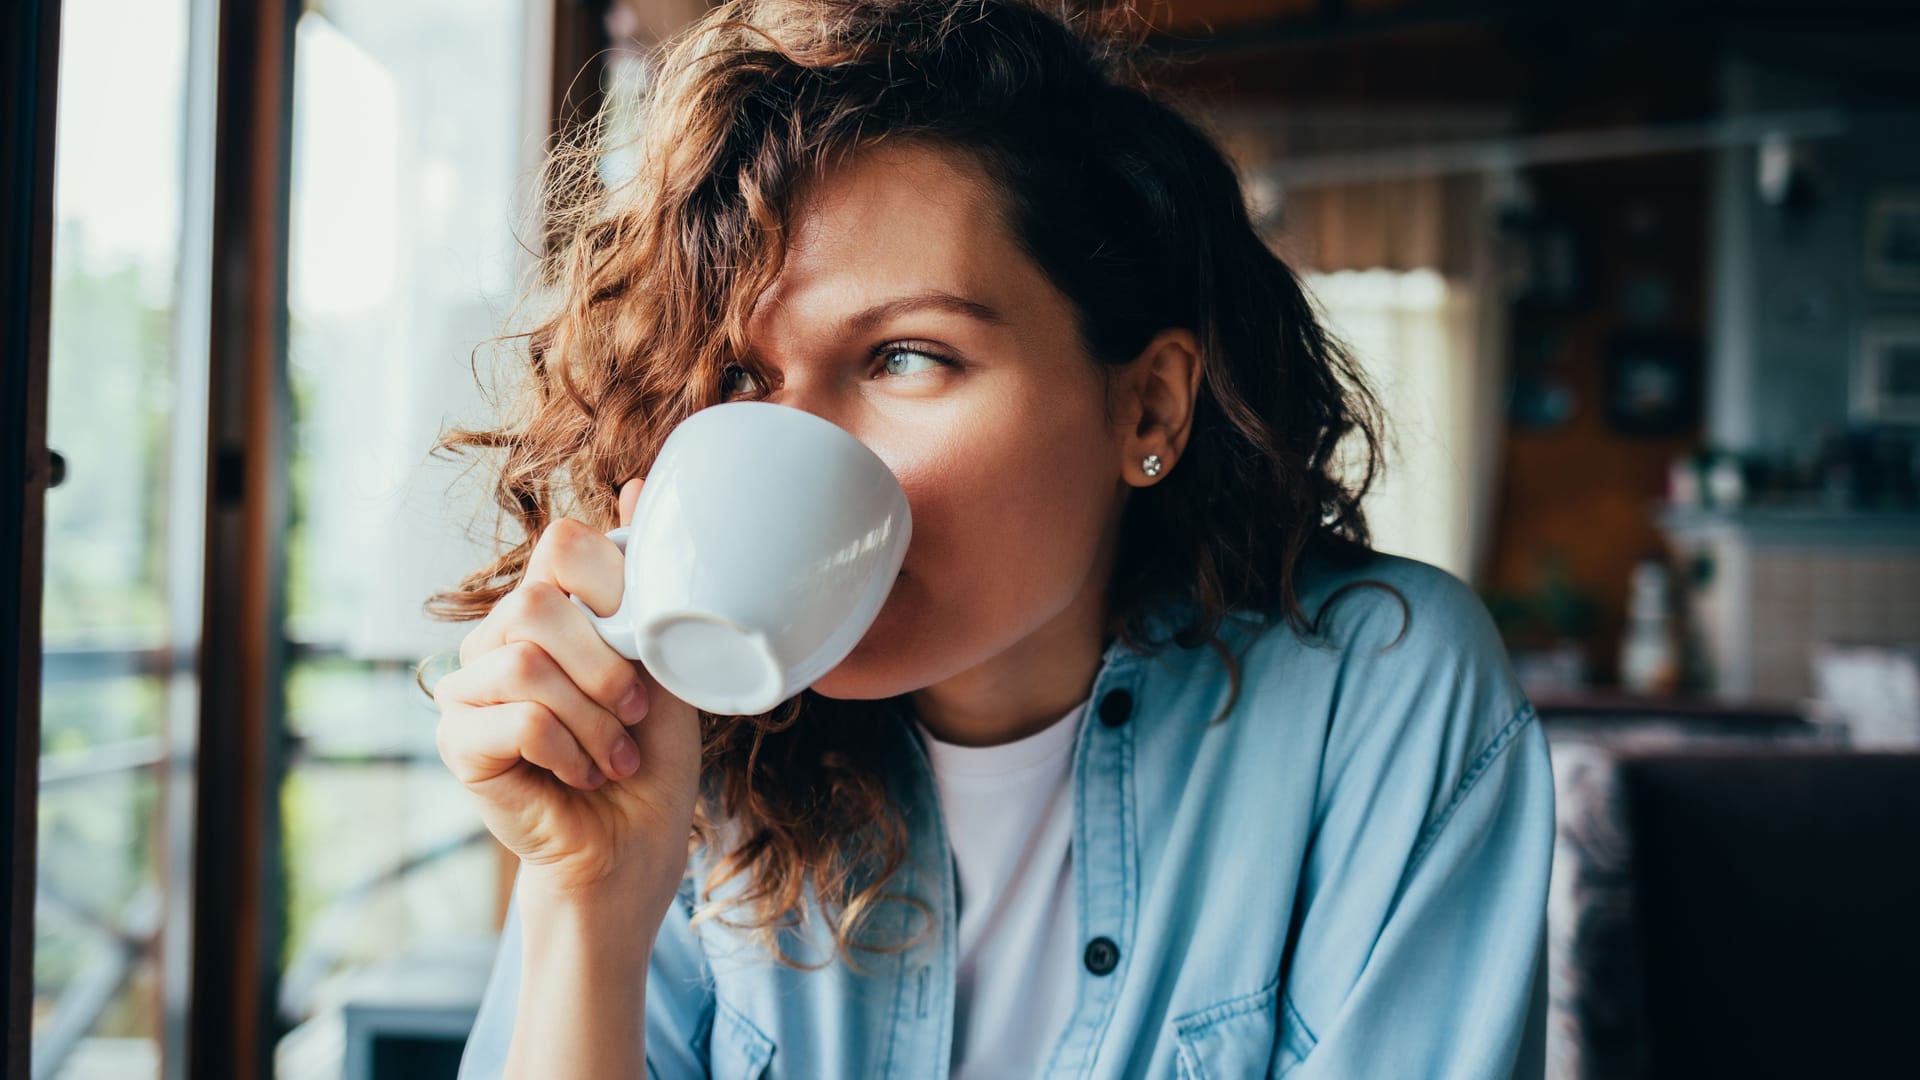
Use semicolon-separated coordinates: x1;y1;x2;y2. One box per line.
1098;688;1133;728
1084;936;1120;975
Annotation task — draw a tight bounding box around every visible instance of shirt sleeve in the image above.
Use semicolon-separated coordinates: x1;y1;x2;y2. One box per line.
1279;561;1557;1079
457;865;718;1080
1274;699;1559;1076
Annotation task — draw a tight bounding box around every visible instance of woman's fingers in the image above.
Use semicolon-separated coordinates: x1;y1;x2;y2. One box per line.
440;510;655;803
458;580;650;728
436;698;604;792
618;477;643;527
438;638;643;783
522;516;627;619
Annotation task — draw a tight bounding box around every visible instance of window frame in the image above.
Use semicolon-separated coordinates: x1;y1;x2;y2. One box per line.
2;0;62;1076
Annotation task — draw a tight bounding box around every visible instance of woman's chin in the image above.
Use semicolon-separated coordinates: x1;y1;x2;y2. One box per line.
809;602;916;700
809;636;901;700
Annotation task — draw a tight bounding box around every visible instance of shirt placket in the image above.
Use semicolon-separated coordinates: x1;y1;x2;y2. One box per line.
884;716;960;1078
1043;649;1142;1078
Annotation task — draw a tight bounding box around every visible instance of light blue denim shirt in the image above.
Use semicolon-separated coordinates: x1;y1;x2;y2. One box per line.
460;551;1556;1078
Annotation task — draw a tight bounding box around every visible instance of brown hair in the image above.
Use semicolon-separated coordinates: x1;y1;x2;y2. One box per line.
425;0;1391;972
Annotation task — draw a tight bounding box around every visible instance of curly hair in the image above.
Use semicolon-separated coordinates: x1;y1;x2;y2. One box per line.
424;0;1392;973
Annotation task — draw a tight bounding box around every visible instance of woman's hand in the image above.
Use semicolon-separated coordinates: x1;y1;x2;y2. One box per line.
433;477;703;912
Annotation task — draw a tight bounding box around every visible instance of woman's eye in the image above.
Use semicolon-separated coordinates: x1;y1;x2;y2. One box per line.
719;364;758;398
876;345;951;379
720;347;952;400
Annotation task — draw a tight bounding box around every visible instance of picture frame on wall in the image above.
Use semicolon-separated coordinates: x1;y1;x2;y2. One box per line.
1865;189;1920;292
1603;331;1700;436
1853;320;1920;425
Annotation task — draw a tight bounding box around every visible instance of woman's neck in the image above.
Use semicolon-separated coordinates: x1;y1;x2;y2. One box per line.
908;602;1109;749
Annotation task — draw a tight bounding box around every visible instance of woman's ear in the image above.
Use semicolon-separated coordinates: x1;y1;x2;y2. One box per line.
1117;327;1202;486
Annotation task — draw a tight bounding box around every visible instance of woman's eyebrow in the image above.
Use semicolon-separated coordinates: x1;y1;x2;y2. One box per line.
739;288;1008;371
839;289;1007;335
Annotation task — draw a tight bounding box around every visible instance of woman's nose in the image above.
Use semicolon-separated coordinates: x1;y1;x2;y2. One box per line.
757;390;893;468
760;381;854;439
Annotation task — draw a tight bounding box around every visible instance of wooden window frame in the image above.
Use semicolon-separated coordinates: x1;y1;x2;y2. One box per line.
189;0;299;1075
2;1;61;1077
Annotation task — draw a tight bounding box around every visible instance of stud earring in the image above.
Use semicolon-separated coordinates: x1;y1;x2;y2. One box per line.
1141;453;1162;477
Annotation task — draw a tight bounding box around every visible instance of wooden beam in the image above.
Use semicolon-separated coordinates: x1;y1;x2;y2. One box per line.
190;0;297;1076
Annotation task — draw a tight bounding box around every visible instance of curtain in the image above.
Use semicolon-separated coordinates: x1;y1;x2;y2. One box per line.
1210;108;1512;585
1302;267;1500;583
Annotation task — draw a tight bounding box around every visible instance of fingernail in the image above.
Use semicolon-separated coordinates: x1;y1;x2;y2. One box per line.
618;683;649;725
585;764;606;788
609;734;640;778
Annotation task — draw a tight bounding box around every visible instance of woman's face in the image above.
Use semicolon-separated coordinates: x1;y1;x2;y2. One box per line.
726;141;1131;702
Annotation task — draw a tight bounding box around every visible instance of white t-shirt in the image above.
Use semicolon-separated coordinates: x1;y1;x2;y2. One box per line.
912;698;1089;1079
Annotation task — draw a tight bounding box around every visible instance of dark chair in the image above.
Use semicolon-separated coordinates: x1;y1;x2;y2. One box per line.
1619;748;1920;1079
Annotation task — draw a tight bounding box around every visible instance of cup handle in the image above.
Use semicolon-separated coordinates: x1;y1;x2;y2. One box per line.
568;525;643;661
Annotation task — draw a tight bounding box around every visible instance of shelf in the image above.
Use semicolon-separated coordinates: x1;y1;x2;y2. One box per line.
1657;505;1920;548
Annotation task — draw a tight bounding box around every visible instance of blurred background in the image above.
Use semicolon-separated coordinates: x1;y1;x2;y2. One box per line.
4;0;1918;1078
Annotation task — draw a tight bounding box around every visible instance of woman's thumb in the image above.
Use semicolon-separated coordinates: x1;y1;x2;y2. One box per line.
618;477;643;528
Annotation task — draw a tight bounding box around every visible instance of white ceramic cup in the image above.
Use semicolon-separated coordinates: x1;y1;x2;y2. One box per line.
567;401;911;716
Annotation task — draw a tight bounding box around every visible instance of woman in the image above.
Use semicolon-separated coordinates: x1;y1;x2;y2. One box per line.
433;1;1555;1076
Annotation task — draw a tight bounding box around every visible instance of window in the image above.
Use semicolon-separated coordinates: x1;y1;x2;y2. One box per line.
25;0;560;1074
35;0;214;1074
